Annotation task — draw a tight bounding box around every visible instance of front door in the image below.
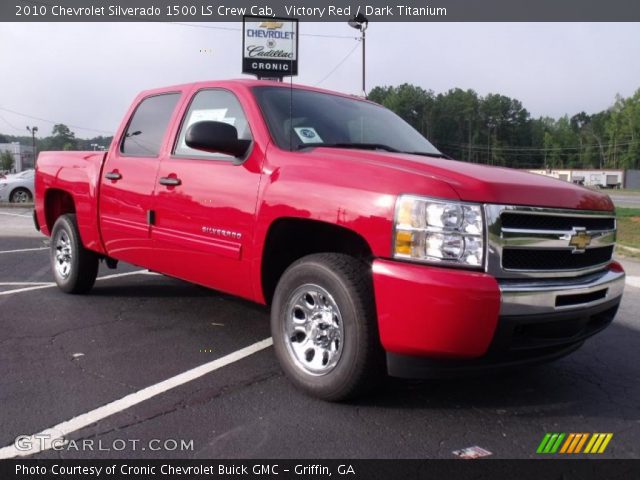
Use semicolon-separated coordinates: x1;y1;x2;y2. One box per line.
150;88;263;300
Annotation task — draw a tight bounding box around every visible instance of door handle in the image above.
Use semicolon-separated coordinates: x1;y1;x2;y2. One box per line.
159;176;182;187
104;171;122;181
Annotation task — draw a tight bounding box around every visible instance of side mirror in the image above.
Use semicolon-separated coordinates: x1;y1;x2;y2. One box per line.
185;121;250;158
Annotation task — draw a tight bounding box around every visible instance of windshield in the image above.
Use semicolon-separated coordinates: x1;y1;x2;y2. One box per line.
252;86;441;155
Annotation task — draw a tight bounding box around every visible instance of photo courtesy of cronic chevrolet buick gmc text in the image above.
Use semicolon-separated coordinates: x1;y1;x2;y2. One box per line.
34;80;625;401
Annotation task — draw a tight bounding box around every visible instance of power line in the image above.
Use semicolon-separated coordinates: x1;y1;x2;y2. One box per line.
439;139;639;152
166;22;359;39
0;107;113;135
0;114;24;133
314;41;361;86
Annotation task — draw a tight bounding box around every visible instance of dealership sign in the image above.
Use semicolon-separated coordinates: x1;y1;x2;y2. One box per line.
242;16;298;78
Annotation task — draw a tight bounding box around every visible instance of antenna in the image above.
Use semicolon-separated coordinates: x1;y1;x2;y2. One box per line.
289;29;294;151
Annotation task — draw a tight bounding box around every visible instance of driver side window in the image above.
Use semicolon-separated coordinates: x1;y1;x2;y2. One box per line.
174;89;252;160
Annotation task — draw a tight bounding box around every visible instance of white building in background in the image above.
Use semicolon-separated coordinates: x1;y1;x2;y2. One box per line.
528;169;624;189
0;143;35;172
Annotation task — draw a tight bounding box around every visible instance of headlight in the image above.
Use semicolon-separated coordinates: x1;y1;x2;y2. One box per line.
393;195;485;268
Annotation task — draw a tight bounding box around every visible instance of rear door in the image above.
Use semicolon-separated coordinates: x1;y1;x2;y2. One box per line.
99;92;181;267
150;88;263;300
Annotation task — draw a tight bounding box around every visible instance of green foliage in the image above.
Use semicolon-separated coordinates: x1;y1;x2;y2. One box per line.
0;128;112;154
45;123;78;151
370;85;640;169
0;150;14;171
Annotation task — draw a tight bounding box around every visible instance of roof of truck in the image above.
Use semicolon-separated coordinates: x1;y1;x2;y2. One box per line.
137;78;374;104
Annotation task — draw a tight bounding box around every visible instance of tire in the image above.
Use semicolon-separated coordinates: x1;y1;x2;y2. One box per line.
10;188;32;203
50;214;99;294
271;253;383;401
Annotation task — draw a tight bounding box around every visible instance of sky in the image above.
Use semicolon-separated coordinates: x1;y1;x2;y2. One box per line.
0;22;639;139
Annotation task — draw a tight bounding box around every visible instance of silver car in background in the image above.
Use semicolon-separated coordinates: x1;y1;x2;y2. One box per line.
0;170;35;203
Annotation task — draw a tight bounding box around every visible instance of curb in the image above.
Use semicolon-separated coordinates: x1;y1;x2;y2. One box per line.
617;244;640;254
0;203;34;209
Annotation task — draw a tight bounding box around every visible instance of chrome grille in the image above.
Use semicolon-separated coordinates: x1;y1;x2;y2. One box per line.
485;205;617;279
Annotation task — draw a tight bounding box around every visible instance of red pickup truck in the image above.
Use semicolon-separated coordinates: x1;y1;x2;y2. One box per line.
35;80;625;400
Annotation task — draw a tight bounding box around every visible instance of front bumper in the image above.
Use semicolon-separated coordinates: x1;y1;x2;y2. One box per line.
372;259;624;377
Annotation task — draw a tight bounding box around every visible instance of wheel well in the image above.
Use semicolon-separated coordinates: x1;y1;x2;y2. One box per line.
44;189;76;232
10;187;32;197
261;218;373;304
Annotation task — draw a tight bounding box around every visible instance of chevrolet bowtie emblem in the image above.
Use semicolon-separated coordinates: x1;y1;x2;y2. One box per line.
568;230;592;252
260;21;284;29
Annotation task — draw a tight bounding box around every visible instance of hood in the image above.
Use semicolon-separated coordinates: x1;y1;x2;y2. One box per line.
306;148;614;212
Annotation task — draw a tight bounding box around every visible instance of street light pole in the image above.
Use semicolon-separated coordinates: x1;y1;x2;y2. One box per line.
26;126;38;170
348;14;369;98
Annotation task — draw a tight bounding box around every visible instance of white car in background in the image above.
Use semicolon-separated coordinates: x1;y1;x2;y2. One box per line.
0;169;35;203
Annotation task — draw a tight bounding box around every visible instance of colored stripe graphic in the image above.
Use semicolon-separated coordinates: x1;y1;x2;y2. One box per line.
538;433;613;454
585;433;614;454
537;433;565;454
537;433;552;453
560;434;575;454
574;433;589;453
550;433;565;453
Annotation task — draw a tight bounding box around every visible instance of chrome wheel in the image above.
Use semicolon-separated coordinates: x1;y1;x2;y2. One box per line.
284;284;344;376
54;231;73;279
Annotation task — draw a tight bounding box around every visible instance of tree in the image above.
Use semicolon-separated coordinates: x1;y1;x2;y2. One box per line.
48;124;78;151
368;83;434;136
0;151;14;172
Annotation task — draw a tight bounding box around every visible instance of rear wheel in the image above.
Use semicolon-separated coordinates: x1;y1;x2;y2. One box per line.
10;188;32;203
271;253;382;401
50;214;99;294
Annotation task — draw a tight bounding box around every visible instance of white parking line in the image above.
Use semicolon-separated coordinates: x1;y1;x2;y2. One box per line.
626;276;640;289
0;212;32;218
0;270;148;296
0;337;273;458
0;282;53;286
0;247;48;254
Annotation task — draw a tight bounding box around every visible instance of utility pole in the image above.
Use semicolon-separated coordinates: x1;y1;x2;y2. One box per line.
26;126;38;170
348;14;369;98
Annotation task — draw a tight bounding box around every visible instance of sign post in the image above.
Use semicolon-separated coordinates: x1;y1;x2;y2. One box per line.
242;16;298;80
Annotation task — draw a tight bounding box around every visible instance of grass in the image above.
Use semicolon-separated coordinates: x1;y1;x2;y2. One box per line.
609;188;640;195
616;207;640;258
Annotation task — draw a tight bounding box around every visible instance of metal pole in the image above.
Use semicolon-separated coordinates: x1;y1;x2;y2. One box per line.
31;131;36;162
27;126;38;170
362;27;366;98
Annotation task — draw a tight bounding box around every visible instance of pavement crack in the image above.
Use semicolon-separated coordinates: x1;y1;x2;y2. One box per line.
60;370;282;450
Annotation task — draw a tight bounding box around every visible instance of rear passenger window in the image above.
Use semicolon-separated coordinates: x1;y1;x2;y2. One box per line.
120;93;181;157
174;89;252;160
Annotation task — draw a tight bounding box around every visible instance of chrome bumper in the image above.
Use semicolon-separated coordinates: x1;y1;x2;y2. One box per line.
499;269;625;316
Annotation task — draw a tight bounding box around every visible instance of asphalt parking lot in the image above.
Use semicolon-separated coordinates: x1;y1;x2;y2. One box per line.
0;206;639;460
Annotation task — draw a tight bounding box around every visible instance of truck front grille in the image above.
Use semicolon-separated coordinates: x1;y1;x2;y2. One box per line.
485;205;617;279
500;213;615;232
502;246;614;271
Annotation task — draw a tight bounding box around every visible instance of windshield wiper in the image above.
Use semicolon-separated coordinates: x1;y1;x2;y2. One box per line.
297;142;400;153
403;151;452;159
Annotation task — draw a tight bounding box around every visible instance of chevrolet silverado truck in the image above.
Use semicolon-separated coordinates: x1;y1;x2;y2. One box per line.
34;80;625;400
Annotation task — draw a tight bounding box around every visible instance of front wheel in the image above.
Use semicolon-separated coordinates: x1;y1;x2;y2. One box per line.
50;214;99;294
271;253;383;401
